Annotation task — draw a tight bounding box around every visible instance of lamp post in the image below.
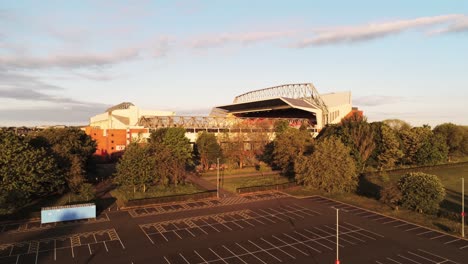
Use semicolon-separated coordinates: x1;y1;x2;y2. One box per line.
217;158;220;199
462;178;465;238
336;208;340;264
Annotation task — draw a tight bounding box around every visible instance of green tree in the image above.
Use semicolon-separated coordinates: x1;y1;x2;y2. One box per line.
433;123;465;158
399;126;432;165
196;132;222;171
379;183;402;210
294;137;358;193
398;172;445;214
415;133;448;165
0;131;62;210
340;117;376;171
150;127;192;167
114;143;155;193
273;128;313;176
377;124;404;169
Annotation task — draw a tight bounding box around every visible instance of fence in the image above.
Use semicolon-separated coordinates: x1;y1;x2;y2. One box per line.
364;161;468;177
124;190;217;208
236;182;298;194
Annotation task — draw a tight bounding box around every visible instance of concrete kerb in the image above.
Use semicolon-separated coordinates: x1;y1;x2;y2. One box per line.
284;192;468;241
119;197;221;210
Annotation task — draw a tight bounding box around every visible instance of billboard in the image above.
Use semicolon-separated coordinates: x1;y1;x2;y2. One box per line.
41;203;96;224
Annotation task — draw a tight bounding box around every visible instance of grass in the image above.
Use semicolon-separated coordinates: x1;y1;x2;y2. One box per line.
285;187;466;236
209;174;291;193
110;184;202;207
0;192;93;221
365;163;468;218
201;166;274;177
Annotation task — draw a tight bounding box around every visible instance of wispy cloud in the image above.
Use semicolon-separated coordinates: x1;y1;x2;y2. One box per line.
0;48;140;70
295;14;465;47
191;31;296;49
429;16;468;34
354;95;406;107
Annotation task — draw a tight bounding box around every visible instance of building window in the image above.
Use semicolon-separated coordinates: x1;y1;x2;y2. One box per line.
111;147;114;150
111;140;114;143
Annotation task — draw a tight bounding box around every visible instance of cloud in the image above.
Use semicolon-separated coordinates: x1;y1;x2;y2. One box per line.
191;31;295;48
0;72;62;90
429;17;468;34
353;95;405;107
0;104;109;125
295;14;465;47
0;48;140;70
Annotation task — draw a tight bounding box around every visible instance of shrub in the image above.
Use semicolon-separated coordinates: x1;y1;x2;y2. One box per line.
398;172;445;214
379;184;402;210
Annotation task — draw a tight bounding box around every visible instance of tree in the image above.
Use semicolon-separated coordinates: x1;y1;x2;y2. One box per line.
28;128;96;190
399;126;431;165
273;128;313;176
398;172;445;214
433;123;465;158
415;133;448;165
383;119;411;131
196;132;222;171
377;124;404;169
0;131;62;210
149;128;192;167
114;143;155;193
379;183;402;210
294;137;358;193
340;117;376;171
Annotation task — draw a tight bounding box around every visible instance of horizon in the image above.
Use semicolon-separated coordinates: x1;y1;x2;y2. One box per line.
1;1;467;127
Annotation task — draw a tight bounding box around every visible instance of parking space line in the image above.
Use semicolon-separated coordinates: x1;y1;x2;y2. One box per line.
173;230;183;239
382;219;399;225
103;241;108;252
283;233;321;253
200;218;220;232
290;204;322;215
88;244;92;255
54;239;56;260
209;247;228;263
339;224;376;241
430;234;446;240
272;235;309;256
417;249;460;264
140;225;155;244
386;257;403;263
323;225;364;243
444;238;460;244
416;230;434;236
257;208;286;222
397;254;420;264
185;228;196;237
194;250;208;263
314;226;355;245
246;240;279;263
344;222;385;238
405;226;423;232
9;244;14;256
223;245;248;264
407;251;439;263
179;253;191;264
163;256;171;264
460;244;468;249
394;223;409;228
260;237;295;259
113;229;126;249
295;231;333;250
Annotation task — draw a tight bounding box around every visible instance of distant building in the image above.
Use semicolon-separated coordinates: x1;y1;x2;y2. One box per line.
85;102;175;159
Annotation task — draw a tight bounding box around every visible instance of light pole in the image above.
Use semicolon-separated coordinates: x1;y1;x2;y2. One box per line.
336;208;340;264
217;158;220;199
462;178;465;238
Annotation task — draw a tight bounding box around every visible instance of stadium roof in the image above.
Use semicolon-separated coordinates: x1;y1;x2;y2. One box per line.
215;97;319;115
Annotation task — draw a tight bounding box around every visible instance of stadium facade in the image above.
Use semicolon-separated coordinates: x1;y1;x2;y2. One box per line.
84;83;360;158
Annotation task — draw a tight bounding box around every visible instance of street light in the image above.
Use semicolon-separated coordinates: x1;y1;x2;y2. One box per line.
336;208;340;264
217;158;220;199
462;177;465;238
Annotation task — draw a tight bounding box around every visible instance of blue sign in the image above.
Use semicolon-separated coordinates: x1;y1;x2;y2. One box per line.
41;203;96;224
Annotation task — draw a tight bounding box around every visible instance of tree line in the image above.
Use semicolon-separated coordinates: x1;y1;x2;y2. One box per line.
0;128;97;213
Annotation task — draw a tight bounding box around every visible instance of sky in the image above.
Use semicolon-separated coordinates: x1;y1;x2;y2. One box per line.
1;0;467;127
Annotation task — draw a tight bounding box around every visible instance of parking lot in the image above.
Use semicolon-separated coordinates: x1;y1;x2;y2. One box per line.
0;229;125;264
0;192;466;263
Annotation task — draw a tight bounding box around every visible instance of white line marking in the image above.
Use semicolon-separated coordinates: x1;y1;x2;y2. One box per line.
164;256;171;264
323;225;365;243
185;228;196;237
244;241;277;263
444;238;460;245
54;239;56;260
88;244;92;255
179;253;191;264
103;241;108;252
406;226;422;232
260;237;295;259
209;247;228;263
113;229;126;249
382;219;399;224
15;254;19;264
417;230;434;236
283;233;321;253
417;249;460;264
272;235;309;256
194;250;208;264
344;222;385;238
173;230;182;239
338;224;376;241
314;226;354;245
201;218;220;232
407;251;438;263
398;254;422;264
222;245;248;264
295;230;333;250
429;234;446;240
386;257;403;263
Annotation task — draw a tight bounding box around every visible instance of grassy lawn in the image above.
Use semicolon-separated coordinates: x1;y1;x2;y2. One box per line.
110;184;202;207
365;163;468;218
285;187;466;236
209;174;291;193
0;192;93;221
201;166;274;177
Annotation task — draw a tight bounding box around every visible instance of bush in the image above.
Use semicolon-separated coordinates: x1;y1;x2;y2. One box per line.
379;184;402;210
398;172;445;214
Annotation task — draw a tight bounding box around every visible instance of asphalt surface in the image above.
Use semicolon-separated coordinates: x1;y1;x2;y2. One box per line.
0;192;466;264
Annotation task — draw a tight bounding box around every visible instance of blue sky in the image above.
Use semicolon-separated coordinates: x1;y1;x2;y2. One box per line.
1;0;467;126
